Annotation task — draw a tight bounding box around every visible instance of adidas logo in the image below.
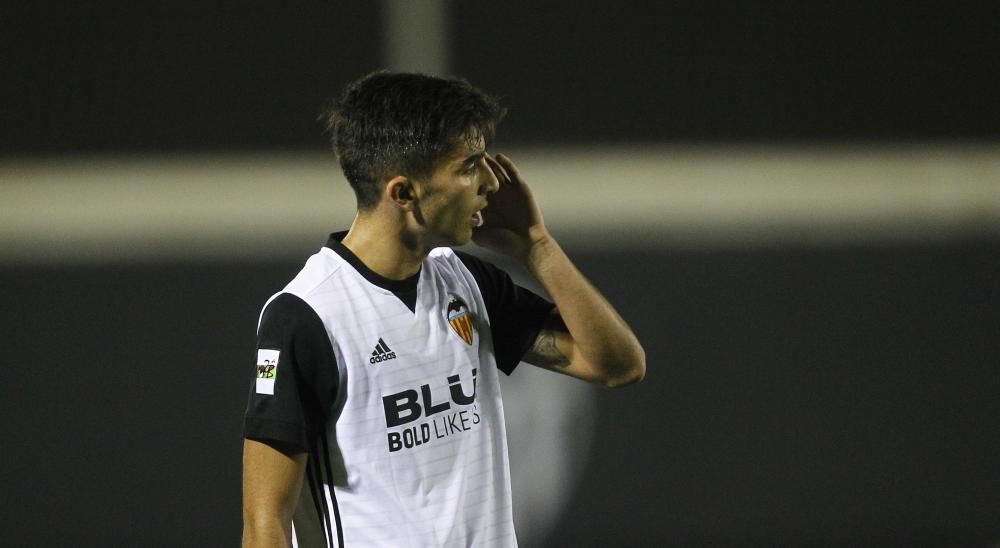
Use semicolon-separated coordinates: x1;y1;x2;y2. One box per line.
369;337;397;364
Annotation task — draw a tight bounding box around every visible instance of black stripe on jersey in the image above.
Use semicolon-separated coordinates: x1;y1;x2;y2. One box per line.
318;429;345;548
305;462;333;548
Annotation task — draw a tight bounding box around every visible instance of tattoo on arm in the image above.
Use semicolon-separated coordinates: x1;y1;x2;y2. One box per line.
524;328;570;368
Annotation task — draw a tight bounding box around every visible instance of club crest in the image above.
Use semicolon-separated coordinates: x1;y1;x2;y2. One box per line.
446;295;474;345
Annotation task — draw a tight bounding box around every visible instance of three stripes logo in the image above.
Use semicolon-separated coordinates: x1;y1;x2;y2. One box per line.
370;337;397;364
446;295;475;346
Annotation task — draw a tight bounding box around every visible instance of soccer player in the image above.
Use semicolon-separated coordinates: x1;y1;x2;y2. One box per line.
242;72;645;548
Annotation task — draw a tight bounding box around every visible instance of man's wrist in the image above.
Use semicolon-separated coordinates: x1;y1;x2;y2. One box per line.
522;228;559;273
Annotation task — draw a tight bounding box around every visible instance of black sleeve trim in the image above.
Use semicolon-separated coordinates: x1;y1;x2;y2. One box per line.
244;418;310;449
455;251;556;375
243;293;339;453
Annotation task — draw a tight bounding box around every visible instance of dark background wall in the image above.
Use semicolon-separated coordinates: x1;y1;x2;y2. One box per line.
3;2;999;546
3;1;999;155
3;242;999;546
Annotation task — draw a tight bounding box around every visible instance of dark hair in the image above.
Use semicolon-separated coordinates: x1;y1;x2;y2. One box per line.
321;71;506;210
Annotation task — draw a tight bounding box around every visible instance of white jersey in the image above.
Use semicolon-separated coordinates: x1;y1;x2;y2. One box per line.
244;233;553;548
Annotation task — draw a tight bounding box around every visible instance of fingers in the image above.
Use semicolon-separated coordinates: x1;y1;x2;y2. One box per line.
487;152;525;186
485;153;512;186
493;154;523;183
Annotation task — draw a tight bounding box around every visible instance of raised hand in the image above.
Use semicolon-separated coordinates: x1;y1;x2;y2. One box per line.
473;153;550;261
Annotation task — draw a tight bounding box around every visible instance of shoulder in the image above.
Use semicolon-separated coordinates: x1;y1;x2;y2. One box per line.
451;250;512;292
425;248;511;298
256;247;347;327
446;248;507;279
283;248;346;298
258;292;324;334
427;246;464;268
425;246;501;284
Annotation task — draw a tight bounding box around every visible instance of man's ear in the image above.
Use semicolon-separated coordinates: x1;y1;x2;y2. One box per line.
386;175;416;211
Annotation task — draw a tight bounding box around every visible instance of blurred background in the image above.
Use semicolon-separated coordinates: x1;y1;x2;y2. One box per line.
2;1;999;546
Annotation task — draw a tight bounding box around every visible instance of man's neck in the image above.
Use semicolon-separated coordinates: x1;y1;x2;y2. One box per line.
340;213;429;281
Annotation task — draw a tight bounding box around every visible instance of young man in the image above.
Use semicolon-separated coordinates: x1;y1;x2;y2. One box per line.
242;72;645;548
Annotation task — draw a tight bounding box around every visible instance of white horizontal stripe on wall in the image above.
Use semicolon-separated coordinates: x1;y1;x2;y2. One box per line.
1;144;998;262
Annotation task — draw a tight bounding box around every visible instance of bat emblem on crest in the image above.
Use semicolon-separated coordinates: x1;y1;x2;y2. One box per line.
446;295;474;345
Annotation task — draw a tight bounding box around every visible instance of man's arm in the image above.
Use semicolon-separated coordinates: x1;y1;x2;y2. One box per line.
242;439;307;548
521;243;646;388
476;154;645;388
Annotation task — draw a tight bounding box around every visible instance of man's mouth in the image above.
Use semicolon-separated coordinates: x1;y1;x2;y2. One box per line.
471;209;484;227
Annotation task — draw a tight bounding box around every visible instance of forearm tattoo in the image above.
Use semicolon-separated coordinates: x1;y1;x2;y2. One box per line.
524;329;570;368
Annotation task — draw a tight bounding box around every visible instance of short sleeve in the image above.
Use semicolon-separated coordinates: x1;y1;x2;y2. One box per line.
456;252;556;375
243;293;339;453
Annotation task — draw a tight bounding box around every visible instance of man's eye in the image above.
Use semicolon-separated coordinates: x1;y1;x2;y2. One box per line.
463;163;478;174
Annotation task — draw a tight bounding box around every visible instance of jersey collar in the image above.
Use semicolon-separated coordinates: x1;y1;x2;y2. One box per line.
325;231;421;294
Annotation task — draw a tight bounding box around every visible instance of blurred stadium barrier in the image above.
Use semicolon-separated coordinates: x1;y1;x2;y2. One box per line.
1;144;998;263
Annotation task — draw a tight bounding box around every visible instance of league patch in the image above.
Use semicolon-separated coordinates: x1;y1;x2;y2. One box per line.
256;349;280;395
446;295;475;345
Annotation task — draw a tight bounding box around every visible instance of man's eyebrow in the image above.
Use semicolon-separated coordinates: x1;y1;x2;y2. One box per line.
459;152;486;165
